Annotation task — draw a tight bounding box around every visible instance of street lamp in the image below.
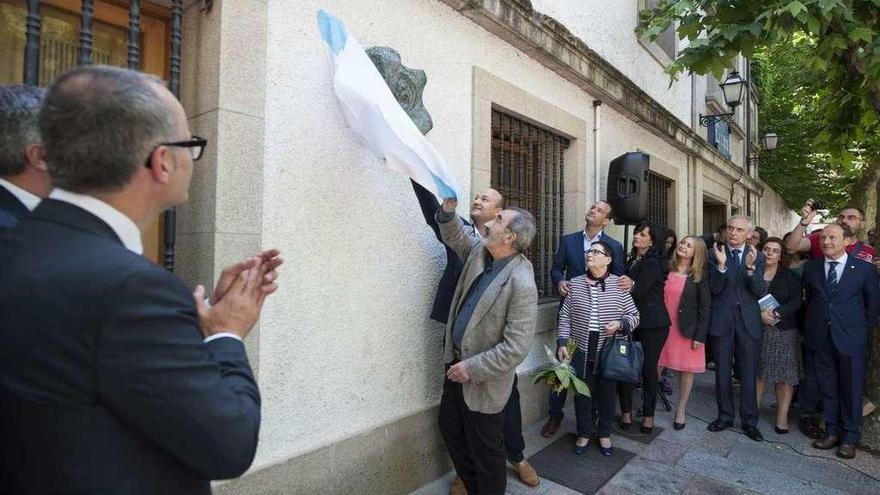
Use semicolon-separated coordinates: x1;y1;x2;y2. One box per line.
699;70;747;127
748;132;780;169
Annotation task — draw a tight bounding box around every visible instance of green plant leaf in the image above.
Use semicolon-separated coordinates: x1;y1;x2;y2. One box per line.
572;376;591;397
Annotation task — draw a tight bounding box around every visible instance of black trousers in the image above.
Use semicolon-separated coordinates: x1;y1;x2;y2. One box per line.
619;326;669;418
798;342;822;415
711;312;760;427
574;373;617;438
438;376;506;495
503;375;525;463
814;337;866;444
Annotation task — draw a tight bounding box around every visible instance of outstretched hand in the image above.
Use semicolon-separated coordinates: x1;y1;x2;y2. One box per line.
745;244;757;267
714;243;727;268
441;197;457;213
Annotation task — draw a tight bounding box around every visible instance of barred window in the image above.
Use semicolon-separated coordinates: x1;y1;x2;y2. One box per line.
491;109;568;300
647;172;671;228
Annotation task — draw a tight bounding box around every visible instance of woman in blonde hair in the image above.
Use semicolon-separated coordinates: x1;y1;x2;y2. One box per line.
658;236;711;429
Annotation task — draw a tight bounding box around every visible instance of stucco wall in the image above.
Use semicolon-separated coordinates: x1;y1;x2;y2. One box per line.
531;0;693;125
759;184;799;238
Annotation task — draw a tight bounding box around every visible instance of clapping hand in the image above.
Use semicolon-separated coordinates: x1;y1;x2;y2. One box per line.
714;243;727;269
209;248;283;306
745;244;757;268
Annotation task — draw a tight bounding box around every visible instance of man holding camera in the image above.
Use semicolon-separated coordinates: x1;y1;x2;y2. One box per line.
785;201;875;263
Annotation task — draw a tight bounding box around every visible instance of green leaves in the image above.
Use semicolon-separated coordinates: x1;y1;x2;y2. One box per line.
849;27;875;44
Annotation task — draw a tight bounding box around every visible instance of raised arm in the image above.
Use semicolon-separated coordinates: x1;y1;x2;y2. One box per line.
436;198;482;261
411;179;442;242
786;201;816;254
97;270;260;480
465;274;538;384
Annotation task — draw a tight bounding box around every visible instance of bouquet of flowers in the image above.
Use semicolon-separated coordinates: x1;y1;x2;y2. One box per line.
532;340;590;397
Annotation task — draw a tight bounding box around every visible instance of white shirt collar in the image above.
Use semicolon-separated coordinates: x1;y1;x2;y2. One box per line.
0;178;41;211
583;229;603;244
824;252;848;264
48;188;143;255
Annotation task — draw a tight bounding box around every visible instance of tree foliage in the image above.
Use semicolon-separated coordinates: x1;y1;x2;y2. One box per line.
638;0;880;158
752;36;863;211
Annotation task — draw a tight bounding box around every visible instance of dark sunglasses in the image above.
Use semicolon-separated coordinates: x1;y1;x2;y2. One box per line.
144;135;208;167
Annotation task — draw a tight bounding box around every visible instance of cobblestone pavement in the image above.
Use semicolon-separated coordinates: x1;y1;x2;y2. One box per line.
411;371;880;495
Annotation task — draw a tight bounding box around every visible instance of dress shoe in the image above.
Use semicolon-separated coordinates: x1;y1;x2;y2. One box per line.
812;436;840;450
673;421;686;430
640;424;654;434
572;438;589;456
774;426;789;435
836;443;857;459
511;460;540;487
449;476;466;495
742;425;763;442
707;419;733;432
799;416;823;440
541;417;561;438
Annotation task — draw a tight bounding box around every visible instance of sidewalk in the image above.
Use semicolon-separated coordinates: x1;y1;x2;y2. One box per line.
411;371;880;495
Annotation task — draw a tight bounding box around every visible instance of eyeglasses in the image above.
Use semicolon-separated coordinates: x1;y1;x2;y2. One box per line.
144;135;208;168
585;248;608;257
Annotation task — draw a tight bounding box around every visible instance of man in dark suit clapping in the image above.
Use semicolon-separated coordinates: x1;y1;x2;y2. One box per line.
0;66;282;494
803;224;880;459
706;214;767;441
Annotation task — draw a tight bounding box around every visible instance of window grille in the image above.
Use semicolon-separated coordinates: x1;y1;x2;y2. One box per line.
491;109;569;300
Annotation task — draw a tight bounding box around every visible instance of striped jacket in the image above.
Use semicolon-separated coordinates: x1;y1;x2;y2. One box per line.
557;274;640;375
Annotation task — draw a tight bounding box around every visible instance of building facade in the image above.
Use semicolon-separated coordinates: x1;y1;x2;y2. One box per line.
1;0;798;493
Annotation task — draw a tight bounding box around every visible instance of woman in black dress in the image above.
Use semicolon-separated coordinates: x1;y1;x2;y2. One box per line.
618;220;670;433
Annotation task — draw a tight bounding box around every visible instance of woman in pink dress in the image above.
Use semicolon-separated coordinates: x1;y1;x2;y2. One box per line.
658;236;711;430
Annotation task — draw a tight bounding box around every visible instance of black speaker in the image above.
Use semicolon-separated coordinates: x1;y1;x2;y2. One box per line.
607;152;649;225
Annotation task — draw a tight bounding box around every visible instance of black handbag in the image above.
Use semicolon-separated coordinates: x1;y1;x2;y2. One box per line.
599;334;643;383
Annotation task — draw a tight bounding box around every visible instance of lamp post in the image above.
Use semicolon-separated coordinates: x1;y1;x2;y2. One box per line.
699;69;747;127
747;132;779;171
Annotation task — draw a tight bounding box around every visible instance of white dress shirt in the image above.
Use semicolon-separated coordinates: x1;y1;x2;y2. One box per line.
583;229;605;252
824;252;848;283
0;178;41;211
49;189;239;343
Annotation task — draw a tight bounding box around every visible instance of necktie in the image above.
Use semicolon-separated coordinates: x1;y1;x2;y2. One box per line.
826;261;839;294
731;249;741;268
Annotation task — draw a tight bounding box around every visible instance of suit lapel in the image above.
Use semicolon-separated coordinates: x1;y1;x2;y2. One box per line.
0;185;29;220
463;255;522;336
573;234;586;276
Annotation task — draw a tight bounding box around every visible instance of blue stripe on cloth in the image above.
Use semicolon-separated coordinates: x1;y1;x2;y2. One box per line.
431;173;458;200
317;10;347;55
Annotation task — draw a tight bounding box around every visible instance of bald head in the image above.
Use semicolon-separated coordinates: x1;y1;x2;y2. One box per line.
470;187;503;225
39;65;176;193
820;223;846;259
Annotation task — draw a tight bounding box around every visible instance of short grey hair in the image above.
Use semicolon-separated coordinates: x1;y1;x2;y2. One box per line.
507;207;537;253
727;213;754;231
0;85;46;176
39;65;175;193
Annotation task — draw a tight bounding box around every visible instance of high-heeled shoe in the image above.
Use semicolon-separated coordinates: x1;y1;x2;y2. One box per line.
599;440;613;456
774;426;789;434
640;422;654;434
673;421;686;430
618;420;632;431
573;438;589;455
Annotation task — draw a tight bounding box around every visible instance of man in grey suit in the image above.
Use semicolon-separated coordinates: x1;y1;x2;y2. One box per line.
436;196;538;495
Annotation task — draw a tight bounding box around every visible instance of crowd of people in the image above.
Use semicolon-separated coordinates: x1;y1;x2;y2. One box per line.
2;66;879;495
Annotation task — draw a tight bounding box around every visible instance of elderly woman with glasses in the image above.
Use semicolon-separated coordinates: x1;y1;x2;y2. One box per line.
557;241;640;456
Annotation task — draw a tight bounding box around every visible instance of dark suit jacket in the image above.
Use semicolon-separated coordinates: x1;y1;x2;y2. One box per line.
766;268;802;330
0;185;29;228
627;254;671;329
551;230;625;287
674;271;711;342
707;245;767;339
0;200;261;495
412;180;469;324
802;255;880;356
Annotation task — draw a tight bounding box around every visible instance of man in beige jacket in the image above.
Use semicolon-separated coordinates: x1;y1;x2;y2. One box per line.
436;197;538;495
